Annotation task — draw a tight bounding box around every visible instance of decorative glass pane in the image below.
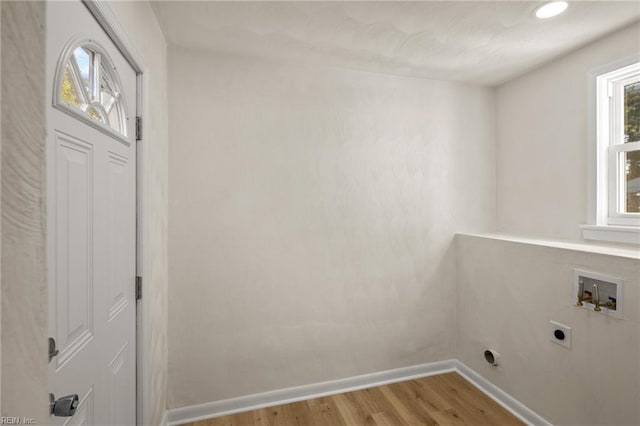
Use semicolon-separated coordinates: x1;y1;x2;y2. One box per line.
61;65;80;107
102;91;116;115
99;62;123;134
100;62;116;95
72;47;92;97
57;42;127;138
86;106;105;123
624;81;640;143
624;150;640;213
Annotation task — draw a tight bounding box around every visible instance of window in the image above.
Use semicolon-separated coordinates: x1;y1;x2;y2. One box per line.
582;60;640;244
54;39;128;140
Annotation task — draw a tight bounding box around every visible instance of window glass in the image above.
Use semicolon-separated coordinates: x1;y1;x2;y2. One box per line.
72;47;92;96
625;150;640;213
624;81;640;143
57;43;126;137
61;65;81;107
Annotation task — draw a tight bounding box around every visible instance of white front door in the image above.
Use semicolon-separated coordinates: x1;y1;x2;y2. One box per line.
46;1;137;424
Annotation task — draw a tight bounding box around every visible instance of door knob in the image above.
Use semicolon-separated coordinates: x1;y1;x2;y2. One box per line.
49;393;79;417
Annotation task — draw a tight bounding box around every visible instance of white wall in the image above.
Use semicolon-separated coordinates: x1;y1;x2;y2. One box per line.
456;234;640;425
1;2;47;422
477;23;640;425
0;0;3;413
108;2;170;425
167;48;496;408
496;23;640;241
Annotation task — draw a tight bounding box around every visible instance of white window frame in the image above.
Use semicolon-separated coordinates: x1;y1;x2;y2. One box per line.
582;58;640;245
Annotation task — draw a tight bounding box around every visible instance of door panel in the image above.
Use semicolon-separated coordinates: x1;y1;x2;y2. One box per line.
107;343;133;426
47;1;137;424
107;152;130;321
65;389;94;426
54;132;95;368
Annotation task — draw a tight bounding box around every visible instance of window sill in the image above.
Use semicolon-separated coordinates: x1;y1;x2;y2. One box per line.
580;225;640;245
460;232;639;259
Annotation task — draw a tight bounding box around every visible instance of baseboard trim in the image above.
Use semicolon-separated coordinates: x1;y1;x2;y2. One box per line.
452;360;551;426
167;359;549;425
160;409;169;426
167;359;456;425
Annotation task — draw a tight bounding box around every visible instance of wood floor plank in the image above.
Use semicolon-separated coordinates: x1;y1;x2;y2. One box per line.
428;407;469;426
251;408;270;426
331;392;372;425
410;376;455;412
305;396;344;426
350;386;407;425
404;378;453;414
370;411;396;426
266;401;314;426
337;389;378;424
185;372;524;426
428;375;484;425
378;382;438;425
438;373;522;426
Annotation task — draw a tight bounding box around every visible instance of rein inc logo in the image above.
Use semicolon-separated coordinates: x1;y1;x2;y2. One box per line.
0;418;35;425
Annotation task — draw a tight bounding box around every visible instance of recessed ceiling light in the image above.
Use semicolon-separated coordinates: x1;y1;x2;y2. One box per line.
535;1;569;19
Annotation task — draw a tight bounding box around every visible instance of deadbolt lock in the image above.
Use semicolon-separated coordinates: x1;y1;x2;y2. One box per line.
48;337;59;363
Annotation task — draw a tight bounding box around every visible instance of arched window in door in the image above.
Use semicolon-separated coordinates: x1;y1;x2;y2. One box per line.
54;38;128;139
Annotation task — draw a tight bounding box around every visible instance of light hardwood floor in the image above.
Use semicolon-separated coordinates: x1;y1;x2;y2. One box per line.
185;372;524;425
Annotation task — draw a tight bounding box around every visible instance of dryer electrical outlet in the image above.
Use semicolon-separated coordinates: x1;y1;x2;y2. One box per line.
550;321;572;349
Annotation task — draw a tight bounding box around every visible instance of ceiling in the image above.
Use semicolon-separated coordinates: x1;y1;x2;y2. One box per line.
152;1;640;85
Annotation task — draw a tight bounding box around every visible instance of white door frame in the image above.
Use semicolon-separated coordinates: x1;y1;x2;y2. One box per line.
80;1;150;424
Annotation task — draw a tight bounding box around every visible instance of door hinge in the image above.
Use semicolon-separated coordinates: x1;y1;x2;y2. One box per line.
135;116;142;141
136;276;142;300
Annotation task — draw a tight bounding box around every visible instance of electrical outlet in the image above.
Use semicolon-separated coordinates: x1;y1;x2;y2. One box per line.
550;320;571;349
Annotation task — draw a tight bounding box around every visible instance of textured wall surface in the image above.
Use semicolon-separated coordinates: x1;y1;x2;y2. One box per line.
496;23;640;240
152;1;639;86
108;2;170;425
456;234;640;425
0;0;3;413
167;48;496;408
1;1;48;422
